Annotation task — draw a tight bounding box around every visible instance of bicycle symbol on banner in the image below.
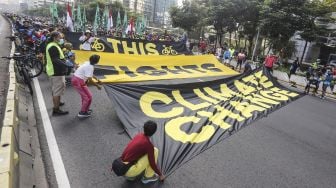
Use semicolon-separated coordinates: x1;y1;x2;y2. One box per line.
79;38;105;52
162;45;178;55
91;38;105;52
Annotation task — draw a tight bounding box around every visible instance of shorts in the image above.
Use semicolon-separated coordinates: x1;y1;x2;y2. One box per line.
50;76;66;97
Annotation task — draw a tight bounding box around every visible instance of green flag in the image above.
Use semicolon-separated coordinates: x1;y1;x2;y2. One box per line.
76;4;82;31
116;11;121;29
71;3;75;23
122;12;127;28
82;7;87;24
102;6;108;30
93;4;100;35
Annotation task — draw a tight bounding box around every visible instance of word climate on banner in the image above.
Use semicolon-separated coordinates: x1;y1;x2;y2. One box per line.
104;68;302;175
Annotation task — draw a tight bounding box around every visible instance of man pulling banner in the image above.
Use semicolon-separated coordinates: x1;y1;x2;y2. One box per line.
104;68;302;175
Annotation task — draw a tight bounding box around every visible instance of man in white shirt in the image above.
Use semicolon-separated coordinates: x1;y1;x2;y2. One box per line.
79;30;95;51
71;54;102;118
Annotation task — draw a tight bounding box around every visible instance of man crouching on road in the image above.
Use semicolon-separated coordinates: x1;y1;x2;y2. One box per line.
121;120;165;184
45;31;69;115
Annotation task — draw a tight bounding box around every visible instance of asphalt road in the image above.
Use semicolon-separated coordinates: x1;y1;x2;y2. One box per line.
0;14;12;128
33;70;336;188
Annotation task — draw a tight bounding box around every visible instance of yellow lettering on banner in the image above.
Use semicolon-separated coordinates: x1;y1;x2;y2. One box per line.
140;91;184;118
122;41;139;55
270;87;299;97
139;42;146;54
246;94;280;108
165;116;216;143
260;90;289;101
209;106;244;129
259;76;273;88
172;90;211;111
145;43;159;55
220;84;240;98
194;89;219;104
242;74;259;86
106;38;121;54
254;71;263;78
234;80;256;96
230;101;266;118
203;87;229;101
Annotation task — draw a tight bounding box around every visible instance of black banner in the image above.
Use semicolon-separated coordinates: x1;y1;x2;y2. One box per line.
104;68;302;175
64;32;188;55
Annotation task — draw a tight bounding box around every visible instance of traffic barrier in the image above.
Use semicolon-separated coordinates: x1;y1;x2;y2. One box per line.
0;41;19;188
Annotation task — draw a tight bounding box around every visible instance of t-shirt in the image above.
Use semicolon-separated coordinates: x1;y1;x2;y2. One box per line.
237;53;246;61
74;62;94;81
264;55;277;68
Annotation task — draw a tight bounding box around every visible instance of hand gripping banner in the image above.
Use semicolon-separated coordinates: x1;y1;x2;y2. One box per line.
65;32;188;55
104;68;302;175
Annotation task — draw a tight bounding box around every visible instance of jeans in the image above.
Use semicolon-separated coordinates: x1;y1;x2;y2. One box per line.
71;76;92;112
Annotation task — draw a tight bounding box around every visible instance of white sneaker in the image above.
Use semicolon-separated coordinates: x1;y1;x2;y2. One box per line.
141;174;159;184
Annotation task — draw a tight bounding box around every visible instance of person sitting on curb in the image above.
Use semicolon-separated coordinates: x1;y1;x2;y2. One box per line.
119;121;165;184
71;54;102;118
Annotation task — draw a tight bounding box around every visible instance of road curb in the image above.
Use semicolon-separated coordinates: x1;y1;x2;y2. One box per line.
0;38;19;188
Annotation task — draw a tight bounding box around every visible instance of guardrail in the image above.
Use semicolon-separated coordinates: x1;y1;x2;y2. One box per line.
0;40;19;188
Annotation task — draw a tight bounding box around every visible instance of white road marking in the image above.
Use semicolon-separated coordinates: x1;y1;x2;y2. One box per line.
32;70;71;188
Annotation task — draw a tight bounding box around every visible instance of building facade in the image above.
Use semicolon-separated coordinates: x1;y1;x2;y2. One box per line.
32;0;71;8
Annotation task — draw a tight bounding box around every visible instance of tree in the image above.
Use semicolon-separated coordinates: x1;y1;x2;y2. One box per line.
299;0;331;63
261;0;307;60
169;0;205;34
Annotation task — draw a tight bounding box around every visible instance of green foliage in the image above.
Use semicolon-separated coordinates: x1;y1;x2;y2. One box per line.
169;0;206;32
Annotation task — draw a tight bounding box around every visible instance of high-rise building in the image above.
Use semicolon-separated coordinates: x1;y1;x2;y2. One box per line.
33;0;72;8
123;0;145;14
152;0;177;26
123;0;177;26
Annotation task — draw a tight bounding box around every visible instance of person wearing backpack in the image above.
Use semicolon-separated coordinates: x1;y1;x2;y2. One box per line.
112;121;165;184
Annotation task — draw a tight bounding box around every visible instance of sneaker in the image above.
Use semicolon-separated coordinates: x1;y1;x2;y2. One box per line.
78;111;91;118
88;109;92;114
141;174;159;184
52;109;69;116
60;102;65;106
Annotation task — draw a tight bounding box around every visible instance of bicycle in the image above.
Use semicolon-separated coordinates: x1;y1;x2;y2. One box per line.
2;53;43;96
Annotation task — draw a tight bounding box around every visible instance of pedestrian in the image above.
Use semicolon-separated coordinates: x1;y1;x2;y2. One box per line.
112;120;165;184
289;57;300;80
79;30;95;51
222;48;231;65
321;70;333;99
264;53;278;74
305;68;321;95
45;31;69;115
236;50;246;71
288;57;300;86
71;54;102;118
